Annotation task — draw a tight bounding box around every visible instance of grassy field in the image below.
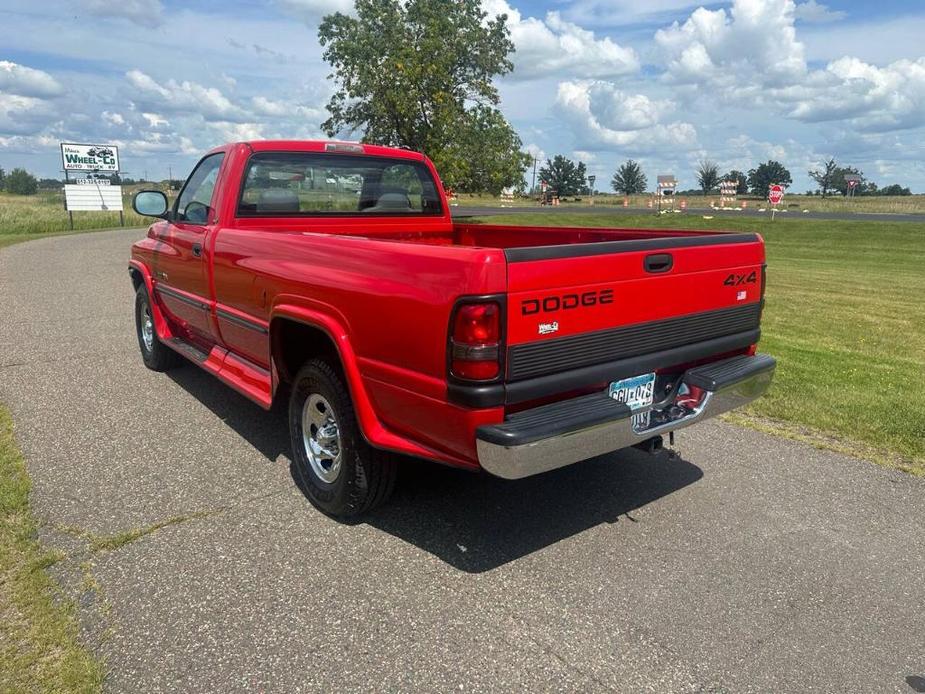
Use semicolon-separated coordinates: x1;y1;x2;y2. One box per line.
0;406;104;692
456;192;925;215
0;190;149;238
473;212;925;473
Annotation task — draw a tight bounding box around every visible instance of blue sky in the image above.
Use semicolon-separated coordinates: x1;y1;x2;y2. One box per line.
2;0;925;192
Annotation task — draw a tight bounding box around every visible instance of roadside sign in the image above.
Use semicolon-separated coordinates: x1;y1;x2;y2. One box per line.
64;184;123;211
768;184;784;205
60;142;120;172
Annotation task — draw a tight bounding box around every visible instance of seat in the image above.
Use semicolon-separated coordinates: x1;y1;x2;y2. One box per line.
256;188;300;213
362;188;412;212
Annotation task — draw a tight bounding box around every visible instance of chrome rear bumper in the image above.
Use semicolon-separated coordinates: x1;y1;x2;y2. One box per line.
476;353;775;480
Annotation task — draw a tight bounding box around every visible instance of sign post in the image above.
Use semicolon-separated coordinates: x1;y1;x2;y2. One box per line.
588;175;596;205
844;174;861;200
768;183;784;221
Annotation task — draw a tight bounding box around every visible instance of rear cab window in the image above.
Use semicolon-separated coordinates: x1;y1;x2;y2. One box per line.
237;152;443;217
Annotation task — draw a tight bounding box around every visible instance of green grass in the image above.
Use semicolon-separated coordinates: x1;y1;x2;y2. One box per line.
474;213;925;473
0;406;104;692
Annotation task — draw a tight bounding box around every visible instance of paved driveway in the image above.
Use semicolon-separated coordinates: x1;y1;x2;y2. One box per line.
1;229;923;693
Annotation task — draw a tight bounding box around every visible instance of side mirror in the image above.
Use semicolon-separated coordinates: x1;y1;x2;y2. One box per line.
133;190;169;218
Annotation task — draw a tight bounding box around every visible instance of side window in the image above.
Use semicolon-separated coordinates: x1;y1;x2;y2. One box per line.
175;153;225;224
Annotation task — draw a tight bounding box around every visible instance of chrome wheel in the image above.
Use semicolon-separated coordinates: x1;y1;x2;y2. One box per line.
141;300;154;352
302;393;342;483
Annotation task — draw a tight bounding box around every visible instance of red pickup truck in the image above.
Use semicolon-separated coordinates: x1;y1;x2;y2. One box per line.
129;140;775;516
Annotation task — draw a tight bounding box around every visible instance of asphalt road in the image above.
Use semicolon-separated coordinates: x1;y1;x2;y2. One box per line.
1;229;924;693
452;204;925;223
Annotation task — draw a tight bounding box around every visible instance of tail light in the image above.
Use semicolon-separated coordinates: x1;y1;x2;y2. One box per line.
449;301;502;381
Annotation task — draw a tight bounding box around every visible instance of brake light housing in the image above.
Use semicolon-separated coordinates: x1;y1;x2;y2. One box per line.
448;298;504;382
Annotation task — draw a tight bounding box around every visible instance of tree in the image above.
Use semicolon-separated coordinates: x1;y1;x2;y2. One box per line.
879;183;912;196
611;160;647;194
318;0;526;193
747;161;792;198
0;167;5;190
5;168;38;195
808;157;838;197
722;170;748;195
440;106;531;195
538;155;587;197
696;160;720;195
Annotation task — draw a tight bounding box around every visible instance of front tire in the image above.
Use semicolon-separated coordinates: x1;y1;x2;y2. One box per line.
289;359;396;517
134;284;179;372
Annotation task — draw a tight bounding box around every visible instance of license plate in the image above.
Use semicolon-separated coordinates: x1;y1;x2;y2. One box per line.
609;373;656;429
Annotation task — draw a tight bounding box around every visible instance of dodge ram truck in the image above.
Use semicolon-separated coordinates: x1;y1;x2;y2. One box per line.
129;140;775;516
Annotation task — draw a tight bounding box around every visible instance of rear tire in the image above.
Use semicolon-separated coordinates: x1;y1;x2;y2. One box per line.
289;359;397;517
134;284;180;372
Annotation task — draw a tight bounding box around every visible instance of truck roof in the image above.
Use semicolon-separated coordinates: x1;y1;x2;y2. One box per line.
225;140;426;161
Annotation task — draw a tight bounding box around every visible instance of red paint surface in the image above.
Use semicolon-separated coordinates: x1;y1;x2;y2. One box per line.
131;140;765;468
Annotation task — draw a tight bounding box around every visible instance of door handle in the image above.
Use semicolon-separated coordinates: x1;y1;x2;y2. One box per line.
644;253;672;273
192;243;202;258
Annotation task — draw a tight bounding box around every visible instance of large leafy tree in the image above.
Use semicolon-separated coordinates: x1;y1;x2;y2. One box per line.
318;0;528;192
538;155;587;197
721;170;748;195
5;168;38;195
808;158;838;197
696;160;720;195
747;160;792;198
611;160;647;194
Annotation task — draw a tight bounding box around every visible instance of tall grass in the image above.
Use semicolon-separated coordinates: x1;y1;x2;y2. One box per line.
0;191;149;236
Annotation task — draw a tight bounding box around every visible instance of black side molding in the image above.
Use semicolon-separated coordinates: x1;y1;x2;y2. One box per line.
448;328;761;409
504;233;760;263
505;329;760;405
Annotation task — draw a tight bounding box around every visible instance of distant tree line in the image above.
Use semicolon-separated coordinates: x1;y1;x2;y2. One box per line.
0;169;147;196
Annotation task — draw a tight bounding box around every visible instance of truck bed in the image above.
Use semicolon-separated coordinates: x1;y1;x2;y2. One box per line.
361;222;740;251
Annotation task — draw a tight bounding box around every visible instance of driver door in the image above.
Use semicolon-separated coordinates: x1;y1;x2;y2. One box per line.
154;152;225;343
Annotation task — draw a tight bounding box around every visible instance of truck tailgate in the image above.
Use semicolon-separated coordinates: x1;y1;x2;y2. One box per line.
503;233;765;399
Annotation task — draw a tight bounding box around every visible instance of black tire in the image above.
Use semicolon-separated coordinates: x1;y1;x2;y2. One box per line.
289;359;397;517
134;284;180;372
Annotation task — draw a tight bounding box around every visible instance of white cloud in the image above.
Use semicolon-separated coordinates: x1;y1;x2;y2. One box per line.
655;0;806;87
0;94;57;135
554;81;698;152
141;112;169;128
251;96;326;122
102;111;125;126
126;70;249;121
653;0;925;133
277;0;354;24
81;0;164;28
794;1;845;23
0;61;63;98
787;57;925;132
484;0;639;80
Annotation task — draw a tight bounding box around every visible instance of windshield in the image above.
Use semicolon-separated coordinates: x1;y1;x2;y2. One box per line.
237;152;443;217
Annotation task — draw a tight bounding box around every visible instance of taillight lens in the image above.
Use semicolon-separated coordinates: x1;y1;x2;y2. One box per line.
450;302;501;381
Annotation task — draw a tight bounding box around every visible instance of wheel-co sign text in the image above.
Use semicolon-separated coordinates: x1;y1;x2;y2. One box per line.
60;142;120;172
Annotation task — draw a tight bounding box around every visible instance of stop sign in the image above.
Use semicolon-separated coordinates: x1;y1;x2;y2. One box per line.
768;184;784;205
